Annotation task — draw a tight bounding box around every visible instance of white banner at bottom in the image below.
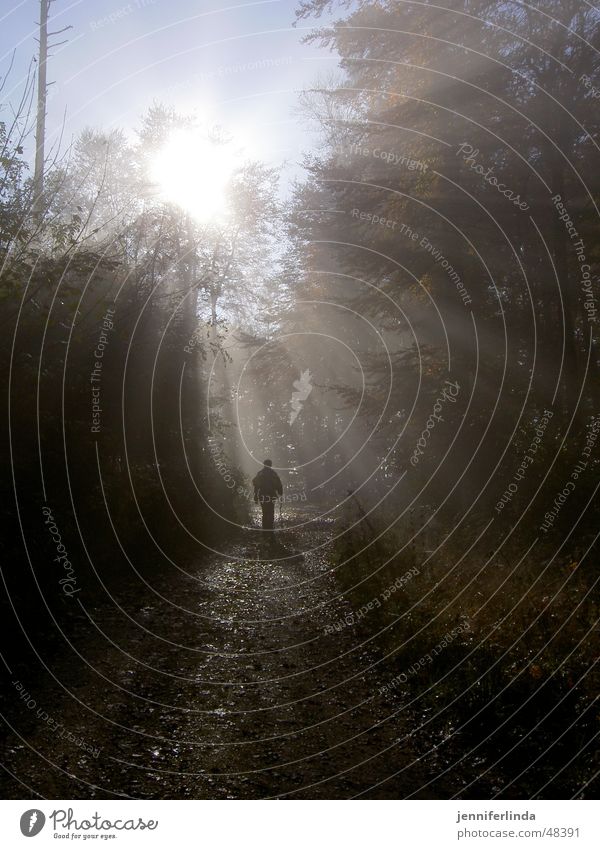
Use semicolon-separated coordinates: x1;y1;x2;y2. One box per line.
0;799;597;848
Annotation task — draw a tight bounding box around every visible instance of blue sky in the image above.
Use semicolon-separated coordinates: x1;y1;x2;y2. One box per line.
1;0;339;179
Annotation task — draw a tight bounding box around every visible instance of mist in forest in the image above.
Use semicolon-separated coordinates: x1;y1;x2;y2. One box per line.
0;0;598;806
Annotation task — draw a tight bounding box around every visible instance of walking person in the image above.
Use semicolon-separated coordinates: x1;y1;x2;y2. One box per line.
252;459;283;538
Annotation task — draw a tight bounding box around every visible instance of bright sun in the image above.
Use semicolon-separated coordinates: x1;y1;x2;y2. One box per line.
149;129;241;222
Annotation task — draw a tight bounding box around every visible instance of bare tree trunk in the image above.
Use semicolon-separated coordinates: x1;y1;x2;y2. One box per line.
210;291;218;339
32;0;49;221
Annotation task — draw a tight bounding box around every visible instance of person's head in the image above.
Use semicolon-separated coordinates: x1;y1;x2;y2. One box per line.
263;459;272;467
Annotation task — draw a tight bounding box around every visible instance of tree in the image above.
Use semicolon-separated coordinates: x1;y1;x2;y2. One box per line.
32;0;71;222
289;0;600;513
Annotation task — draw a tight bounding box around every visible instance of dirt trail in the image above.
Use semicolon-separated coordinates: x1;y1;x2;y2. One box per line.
3;508;439;799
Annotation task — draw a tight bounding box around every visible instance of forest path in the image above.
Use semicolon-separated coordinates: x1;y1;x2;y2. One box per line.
4;506;442;799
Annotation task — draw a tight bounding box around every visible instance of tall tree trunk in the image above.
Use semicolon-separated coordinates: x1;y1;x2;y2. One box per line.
32;0;49;222
210;291;218;342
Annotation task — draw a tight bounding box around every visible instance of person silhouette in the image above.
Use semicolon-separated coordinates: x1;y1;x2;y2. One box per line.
252;459;283;537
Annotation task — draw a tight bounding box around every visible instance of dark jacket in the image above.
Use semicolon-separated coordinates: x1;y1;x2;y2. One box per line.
252;467;283;501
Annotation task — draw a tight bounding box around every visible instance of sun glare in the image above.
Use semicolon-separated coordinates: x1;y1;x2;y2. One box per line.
149;129;241;222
